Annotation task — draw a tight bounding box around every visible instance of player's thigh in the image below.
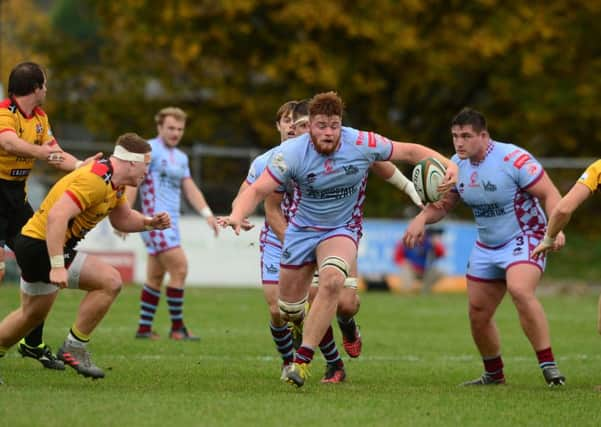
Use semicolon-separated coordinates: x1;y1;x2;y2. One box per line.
279;264;314;301
146;254;166;280
78;254;122;292
466;278;506;313
156;247;188;276
316;234;357;279
506;263;542;301
20;289;58;322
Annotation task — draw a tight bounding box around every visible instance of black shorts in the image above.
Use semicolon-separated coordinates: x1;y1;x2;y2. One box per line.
0;179;34;250
14;234;77;283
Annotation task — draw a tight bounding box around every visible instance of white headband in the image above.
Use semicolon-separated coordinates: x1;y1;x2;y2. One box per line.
293;115;309;126
113;145;149;162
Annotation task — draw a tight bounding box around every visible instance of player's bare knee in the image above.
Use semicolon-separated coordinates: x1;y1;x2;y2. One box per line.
268;303;283;324
169;267;188;284
337;288;359;316
103;269;123;297
337;301;358;318
468;303;492;325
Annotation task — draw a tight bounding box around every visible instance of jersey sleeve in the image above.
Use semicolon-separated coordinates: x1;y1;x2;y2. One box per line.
65;173;107;211
0;108;17;134
506;146;544;189
578;159;601;192
348;128;393;163
266;145;294;186
182;153;191;180
450;154;461;192
247;154;267;185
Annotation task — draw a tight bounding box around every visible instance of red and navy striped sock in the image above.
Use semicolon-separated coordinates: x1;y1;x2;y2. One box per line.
319;325;343;368
294;346;315;365
270;322;294;365
137;284;160;334
166;286;185;331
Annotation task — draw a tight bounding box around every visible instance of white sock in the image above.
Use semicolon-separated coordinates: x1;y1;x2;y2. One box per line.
66;332;86;348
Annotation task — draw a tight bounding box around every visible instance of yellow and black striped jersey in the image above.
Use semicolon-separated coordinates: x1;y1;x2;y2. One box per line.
0;97;56;181
578;159;601;193
22;159;126;248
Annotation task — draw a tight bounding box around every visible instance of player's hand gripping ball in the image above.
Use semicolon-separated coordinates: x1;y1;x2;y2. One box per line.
412;157;447;204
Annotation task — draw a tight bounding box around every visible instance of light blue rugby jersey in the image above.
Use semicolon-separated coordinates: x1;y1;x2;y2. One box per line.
246;146;293;247
266;126;393;230
452;140;547;247
139;137;191;224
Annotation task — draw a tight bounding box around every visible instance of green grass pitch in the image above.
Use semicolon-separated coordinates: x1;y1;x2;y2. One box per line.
0;285;600;426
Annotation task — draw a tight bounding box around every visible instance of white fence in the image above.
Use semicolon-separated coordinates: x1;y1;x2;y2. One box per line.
77;216;263;287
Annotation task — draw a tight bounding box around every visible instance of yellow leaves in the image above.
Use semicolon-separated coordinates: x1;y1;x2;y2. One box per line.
521;54;543;77
0;0;50;84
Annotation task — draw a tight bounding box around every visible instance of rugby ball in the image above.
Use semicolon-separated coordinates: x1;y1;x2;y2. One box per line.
412;157;446;203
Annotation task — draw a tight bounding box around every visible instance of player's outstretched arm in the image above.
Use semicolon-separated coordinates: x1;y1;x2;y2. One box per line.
389;142;458;191
220;170;279;235
0;131;57;160
182;177;219;237
403;191;459;249
109;203;171;233
370;161;423;208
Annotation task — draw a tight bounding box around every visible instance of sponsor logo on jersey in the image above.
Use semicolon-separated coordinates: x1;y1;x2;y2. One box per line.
503;149;521;162
35;124;43;134
513;154;531;169
343;165;359;175
306;173;317;184
473;203;505;218
306;185;357;200
9;168;30;177
266;264;278;274
355;131;365;145
482;181;497;192
282;249;291;260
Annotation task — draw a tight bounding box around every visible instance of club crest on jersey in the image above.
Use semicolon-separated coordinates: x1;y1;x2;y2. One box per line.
469;171;479;187
324;159;335;175
35;124;43;134
272;153;287;174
